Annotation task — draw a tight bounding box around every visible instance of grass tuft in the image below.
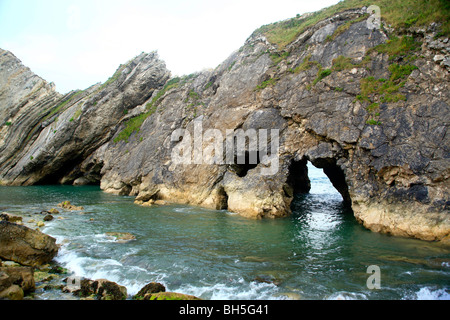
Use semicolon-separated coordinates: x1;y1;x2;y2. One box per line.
255;77;279;91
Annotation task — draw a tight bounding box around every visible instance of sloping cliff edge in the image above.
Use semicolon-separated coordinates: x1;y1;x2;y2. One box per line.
0;3;449;242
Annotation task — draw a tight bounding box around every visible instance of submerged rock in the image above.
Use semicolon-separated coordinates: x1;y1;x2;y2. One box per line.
57;201;84;211
105;232;136;243
0;221;59;267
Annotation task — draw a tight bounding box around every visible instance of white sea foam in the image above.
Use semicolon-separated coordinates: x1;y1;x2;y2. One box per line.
55;250;92;277
175;278;278;300
415;287;450;300
55;239;170;296
327;291;368;300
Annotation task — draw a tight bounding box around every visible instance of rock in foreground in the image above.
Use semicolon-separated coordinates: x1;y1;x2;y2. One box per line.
133;281;166;299
0;221;59;267
0;266;35;300
66;278;127;300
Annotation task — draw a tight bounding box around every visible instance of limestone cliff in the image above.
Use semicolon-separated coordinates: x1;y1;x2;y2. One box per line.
0;50;170;185
0;4;449;242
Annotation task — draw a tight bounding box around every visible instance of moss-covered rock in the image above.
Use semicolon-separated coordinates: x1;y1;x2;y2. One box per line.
133;282;166;300
143;292;201;301
70;278;127;300
57;201;84;211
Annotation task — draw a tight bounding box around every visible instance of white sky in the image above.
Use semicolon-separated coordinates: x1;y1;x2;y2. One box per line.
0;0;340;93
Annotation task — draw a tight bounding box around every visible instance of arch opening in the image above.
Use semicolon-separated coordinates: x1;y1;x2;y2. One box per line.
286;157;351;205
309;158;351;204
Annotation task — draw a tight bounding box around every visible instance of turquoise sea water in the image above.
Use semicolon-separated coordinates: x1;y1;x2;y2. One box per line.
0;164;449;300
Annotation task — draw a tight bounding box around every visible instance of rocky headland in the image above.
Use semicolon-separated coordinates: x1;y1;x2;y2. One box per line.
0;1;449;245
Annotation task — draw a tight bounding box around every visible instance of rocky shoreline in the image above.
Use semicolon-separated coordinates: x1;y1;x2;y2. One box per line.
0;206;200;301
1;6;448;242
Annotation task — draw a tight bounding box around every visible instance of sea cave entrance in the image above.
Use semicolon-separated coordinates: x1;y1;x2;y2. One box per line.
286;157;352;207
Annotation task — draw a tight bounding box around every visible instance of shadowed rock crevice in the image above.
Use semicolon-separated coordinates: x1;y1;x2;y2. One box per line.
285;158;311;196
232;151;260;178
216;186;229;210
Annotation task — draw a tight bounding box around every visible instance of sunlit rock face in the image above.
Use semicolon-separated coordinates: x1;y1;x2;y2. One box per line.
0;8;449;242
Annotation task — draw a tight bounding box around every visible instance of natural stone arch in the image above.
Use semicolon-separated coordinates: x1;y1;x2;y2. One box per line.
284;154;351;206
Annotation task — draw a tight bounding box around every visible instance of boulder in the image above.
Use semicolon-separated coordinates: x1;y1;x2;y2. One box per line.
0;213;23;223
0;284;24;300
0;266;34;300
67;278;127;300
0;221;59;267
134;282;166;299
0;267;35;292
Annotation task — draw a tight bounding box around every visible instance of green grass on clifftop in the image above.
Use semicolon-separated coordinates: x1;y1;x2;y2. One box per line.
255;0;450;48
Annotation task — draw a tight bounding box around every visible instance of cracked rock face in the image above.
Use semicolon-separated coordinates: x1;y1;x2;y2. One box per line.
0;9;449;242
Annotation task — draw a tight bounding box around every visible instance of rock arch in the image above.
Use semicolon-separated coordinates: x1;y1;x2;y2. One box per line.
285;155;351;204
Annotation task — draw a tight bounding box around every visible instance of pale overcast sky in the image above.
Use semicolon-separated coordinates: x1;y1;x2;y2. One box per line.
0;0;340;93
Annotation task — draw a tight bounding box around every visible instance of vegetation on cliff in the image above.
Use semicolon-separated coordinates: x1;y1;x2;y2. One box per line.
255;0;450;48
113;74;198;143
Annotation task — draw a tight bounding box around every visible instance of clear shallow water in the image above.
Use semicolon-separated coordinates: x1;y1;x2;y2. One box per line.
0;164;449;300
